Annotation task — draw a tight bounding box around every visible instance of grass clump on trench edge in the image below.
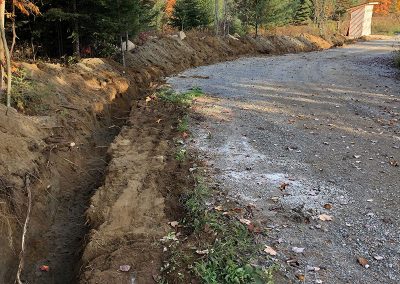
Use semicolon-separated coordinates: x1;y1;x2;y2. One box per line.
157;88;274;284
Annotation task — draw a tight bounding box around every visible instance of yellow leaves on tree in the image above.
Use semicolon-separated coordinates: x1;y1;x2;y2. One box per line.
374;0;392;15
165;0;176;16
13;0;40;16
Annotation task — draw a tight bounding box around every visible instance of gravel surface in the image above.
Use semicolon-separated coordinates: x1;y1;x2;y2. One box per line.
168;39;400;284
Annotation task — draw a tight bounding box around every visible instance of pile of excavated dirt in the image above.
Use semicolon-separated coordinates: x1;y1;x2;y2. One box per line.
124;33;335;81
0;32;336;284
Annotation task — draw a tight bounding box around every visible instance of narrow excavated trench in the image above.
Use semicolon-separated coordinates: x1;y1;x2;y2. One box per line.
21;90;136;284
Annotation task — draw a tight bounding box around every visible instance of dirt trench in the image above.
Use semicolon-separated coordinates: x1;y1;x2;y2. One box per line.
0;32;339;284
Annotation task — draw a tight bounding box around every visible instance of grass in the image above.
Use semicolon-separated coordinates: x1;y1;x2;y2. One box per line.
2;68;52;114
177;115;189;133
162;177;273;284
175;148;187;162
372;15;400;36
158;87;204;106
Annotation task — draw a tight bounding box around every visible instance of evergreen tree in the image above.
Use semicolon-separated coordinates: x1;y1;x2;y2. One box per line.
171;0;211;30
294;0;313;24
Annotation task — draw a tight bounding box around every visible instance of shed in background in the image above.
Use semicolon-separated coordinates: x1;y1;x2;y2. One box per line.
348;2;379;38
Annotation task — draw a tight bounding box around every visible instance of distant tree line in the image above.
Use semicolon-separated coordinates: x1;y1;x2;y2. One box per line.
1;0;399;61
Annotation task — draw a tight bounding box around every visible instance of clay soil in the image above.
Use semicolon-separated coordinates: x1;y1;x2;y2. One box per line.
0;32;337;284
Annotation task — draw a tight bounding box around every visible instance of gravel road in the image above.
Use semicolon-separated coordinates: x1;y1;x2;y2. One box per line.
168;39;400;284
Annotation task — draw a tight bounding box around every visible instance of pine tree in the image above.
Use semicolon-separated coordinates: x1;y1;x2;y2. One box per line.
171;0;210;30
294;0;313;24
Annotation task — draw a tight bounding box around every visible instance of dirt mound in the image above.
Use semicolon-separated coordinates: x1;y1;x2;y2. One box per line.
124;33;333;79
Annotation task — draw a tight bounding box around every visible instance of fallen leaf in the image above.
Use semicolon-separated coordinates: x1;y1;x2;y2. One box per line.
357;257;369;268
323;203;333;210
214;205;224;211
374;255;384;261
39;265;50;272
319;214;333;221
247;223;262;233
156;119;162;123
279;182;289;191
296;274;305;281
145;96;152;103
182;132;189;139
389;160;399;167
292;247;305;253
233;207;242;213
169;221;179;228
264;246;277;256
239;218;252;225
196;249;209;255
119;265;131;272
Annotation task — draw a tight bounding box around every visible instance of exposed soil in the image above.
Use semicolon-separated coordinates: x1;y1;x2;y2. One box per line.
168;38;400;283
0;32;340;284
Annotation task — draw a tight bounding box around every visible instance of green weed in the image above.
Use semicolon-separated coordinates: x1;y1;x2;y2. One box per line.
175;148;187;162
181;178;273;284
158;87;203;106
4;68;52;114
177;115;189;133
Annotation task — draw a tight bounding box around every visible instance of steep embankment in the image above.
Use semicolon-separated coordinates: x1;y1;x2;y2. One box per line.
0;32;335;284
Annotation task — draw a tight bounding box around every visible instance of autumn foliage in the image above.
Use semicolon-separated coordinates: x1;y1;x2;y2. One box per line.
374;0;392;15
166;0;176;16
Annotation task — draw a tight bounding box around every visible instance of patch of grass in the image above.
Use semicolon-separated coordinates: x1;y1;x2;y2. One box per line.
372;15;400;36
3;68;52;114
175;148;187;162
177;115;189;133
163;177;273;284
158;87;204;106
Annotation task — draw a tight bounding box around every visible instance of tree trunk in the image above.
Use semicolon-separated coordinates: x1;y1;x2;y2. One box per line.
0;1;12;109
223;0;228;36
11;3;16;58
125;30;128;52
214;0;219;36
72;0;80;58
120;35;125;68
0;0;5;96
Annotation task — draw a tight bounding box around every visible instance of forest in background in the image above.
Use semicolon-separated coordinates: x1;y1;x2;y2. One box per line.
4;0;400;61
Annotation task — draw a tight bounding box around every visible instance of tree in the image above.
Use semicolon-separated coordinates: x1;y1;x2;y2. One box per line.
0;0;39;108
294;0;313;24
171;0;210;30
374;0;392;15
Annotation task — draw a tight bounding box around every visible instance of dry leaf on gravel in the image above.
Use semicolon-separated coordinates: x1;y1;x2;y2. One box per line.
145;96;152;103
279;182;289;191
389;160;399;167
292;247;305;253
357;257;369;268
39;265;50;272
319;214;333;221
264;246;277;256
214;205;224;211
169;221;179;228
239;218;252;225
323;203;333;210
196;249;209;255
296;274;305;281
119;265;131;272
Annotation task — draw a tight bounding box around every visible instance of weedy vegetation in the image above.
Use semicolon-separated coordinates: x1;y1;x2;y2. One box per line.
158;87;203;107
